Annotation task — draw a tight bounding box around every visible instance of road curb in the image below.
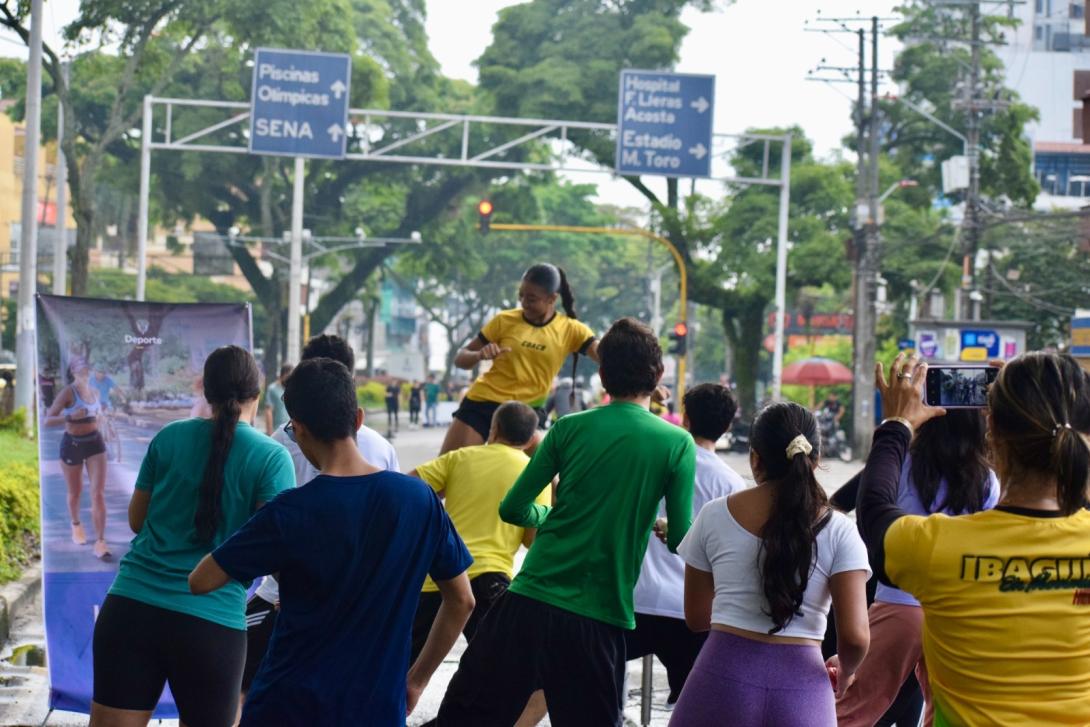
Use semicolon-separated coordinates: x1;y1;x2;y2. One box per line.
0;560;41;648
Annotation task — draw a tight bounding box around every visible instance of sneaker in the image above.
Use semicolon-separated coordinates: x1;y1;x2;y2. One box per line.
71;522;87;545
93;540;111;560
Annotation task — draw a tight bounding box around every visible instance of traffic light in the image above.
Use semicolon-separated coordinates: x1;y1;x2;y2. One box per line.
477;199;493;234
668;321;688;355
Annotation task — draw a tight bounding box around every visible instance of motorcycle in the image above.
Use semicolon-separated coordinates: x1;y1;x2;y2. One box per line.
817;408;852;462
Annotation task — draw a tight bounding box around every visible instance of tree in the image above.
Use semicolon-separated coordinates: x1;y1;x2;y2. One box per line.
149;0;507;373
985;213;1090;349
395;178;664;383
0;0;366;296
884;1;1040;207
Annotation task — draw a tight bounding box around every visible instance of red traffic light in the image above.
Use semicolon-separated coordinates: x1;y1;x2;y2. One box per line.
673;322;688;337
477;200;494;217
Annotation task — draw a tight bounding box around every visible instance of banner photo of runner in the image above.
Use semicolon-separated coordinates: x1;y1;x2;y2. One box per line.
35;295;253;716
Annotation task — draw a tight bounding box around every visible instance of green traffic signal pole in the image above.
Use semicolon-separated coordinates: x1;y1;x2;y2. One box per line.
489;223;688;403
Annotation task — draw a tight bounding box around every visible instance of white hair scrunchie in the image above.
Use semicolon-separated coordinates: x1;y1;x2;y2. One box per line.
785;434;813;460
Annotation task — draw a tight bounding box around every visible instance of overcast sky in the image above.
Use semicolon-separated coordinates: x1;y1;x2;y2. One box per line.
425;0;901;208
0;0;902;208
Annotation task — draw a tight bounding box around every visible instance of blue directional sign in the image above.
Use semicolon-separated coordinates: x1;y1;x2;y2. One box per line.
249;48;352;159
616;69;715;178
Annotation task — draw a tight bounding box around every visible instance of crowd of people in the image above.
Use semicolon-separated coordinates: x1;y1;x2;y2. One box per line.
83;260;1090;727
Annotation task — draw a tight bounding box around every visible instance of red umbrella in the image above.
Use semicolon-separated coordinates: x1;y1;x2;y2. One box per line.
782;357;853;386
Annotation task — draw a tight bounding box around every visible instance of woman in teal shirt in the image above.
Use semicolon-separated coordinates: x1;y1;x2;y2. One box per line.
91;346;294;727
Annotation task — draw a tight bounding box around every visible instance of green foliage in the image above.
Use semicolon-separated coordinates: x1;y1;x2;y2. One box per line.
0;407;27;435
886;1;1039;207
0;430;39;582
395;178;665;381
478;0;709;164
986;215;1090;349
87;268;254;305
357;381;386;410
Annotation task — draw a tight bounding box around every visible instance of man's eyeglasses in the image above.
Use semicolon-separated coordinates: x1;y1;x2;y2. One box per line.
284;421;296;442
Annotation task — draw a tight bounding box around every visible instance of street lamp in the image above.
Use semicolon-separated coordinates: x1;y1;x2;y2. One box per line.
883;94;968;157
880;178;918;203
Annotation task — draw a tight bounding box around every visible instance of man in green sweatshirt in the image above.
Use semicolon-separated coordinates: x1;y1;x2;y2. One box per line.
435;317;696;727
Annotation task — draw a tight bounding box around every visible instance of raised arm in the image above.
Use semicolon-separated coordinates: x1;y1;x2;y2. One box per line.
858;354;945;583
454;335;510;370
43;387;73;427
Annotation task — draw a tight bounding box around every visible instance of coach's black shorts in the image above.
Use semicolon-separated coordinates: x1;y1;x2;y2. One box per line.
411;572;510;663
436;591;626;726
242;594;278;692
93;594;246;727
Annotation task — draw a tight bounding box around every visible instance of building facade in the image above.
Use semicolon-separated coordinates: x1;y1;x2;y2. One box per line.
996;0;1090;203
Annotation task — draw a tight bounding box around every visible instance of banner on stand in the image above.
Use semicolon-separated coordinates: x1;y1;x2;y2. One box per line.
35;295;252;716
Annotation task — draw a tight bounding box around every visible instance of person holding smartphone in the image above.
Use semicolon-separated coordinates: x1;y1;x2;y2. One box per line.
858;352;1090;725
831;410;999;726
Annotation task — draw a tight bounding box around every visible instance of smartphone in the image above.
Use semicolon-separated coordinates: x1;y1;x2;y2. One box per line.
924;365;999;408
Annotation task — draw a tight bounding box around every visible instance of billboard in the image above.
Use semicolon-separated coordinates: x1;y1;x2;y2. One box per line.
35;295;252;716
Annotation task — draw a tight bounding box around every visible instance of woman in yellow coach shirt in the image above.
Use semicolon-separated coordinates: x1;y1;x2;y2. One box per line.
856;352;1090;726
440;263;599;455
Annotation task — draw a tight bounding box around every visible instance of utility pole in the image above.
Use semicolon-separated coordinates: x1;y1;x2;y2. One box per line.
850;26;870;457
14;0;44;417
850;19;881;456
961;1;982;321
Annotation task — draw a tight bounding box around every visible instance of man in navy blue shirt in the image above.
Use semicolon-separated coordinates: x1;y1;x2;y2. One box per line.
189;357;474;725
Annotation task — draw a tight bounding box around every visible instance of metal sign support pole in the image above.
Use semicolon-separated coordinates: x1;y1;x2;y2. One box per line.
287;156;305;364
14;0;44;417
771;133;793;402
136;95;152;301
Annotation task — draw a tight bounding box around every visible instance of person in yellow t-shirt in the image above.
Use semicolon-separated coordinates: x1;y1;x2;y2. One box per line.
856;352;1090;727
441;263;599;455
409;401;550;727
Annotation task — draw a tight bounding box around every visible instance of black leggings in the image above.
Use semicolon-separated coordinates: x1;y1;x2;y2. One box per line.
93;594;246;726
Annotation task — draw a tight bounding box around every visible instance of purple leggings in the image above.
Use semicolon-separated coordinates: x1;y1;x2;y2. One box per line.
669;630;835;727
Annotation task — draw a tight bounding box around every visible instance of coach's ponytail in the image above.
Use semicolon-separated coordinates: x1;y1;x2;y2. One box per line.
524;263;582;403
195;345;261;543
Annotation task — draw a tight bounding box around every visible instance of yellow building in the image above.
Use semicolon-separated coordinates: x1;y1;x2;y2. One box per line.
0;100;251;299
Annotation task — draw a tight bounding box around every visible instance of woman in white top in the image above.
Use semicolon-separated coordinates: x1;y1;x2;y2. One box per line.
671;402;871;727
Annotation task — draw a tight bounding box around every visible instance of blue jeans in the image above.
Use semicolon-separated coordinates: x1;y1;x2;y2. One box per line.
426;402;438;426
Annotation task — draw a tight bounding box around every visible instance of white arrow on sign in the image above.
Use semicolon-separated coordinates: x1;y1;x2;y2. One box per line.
330;80;347;99
690;97;710;114
328;124;344;142
689;143;708;160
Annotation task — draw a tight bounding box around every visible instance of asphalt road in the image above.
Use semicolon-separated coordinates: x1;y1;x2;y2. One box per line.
0;417;862;726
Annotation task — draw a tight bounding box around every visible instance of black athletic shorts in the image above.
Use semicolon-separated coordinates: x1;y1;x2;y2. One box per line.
436;591;626;727
60;431;106;466
93;594;246;726
453;398;546;441
411;572;510;663
242;594;278;692
624;612;707;704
